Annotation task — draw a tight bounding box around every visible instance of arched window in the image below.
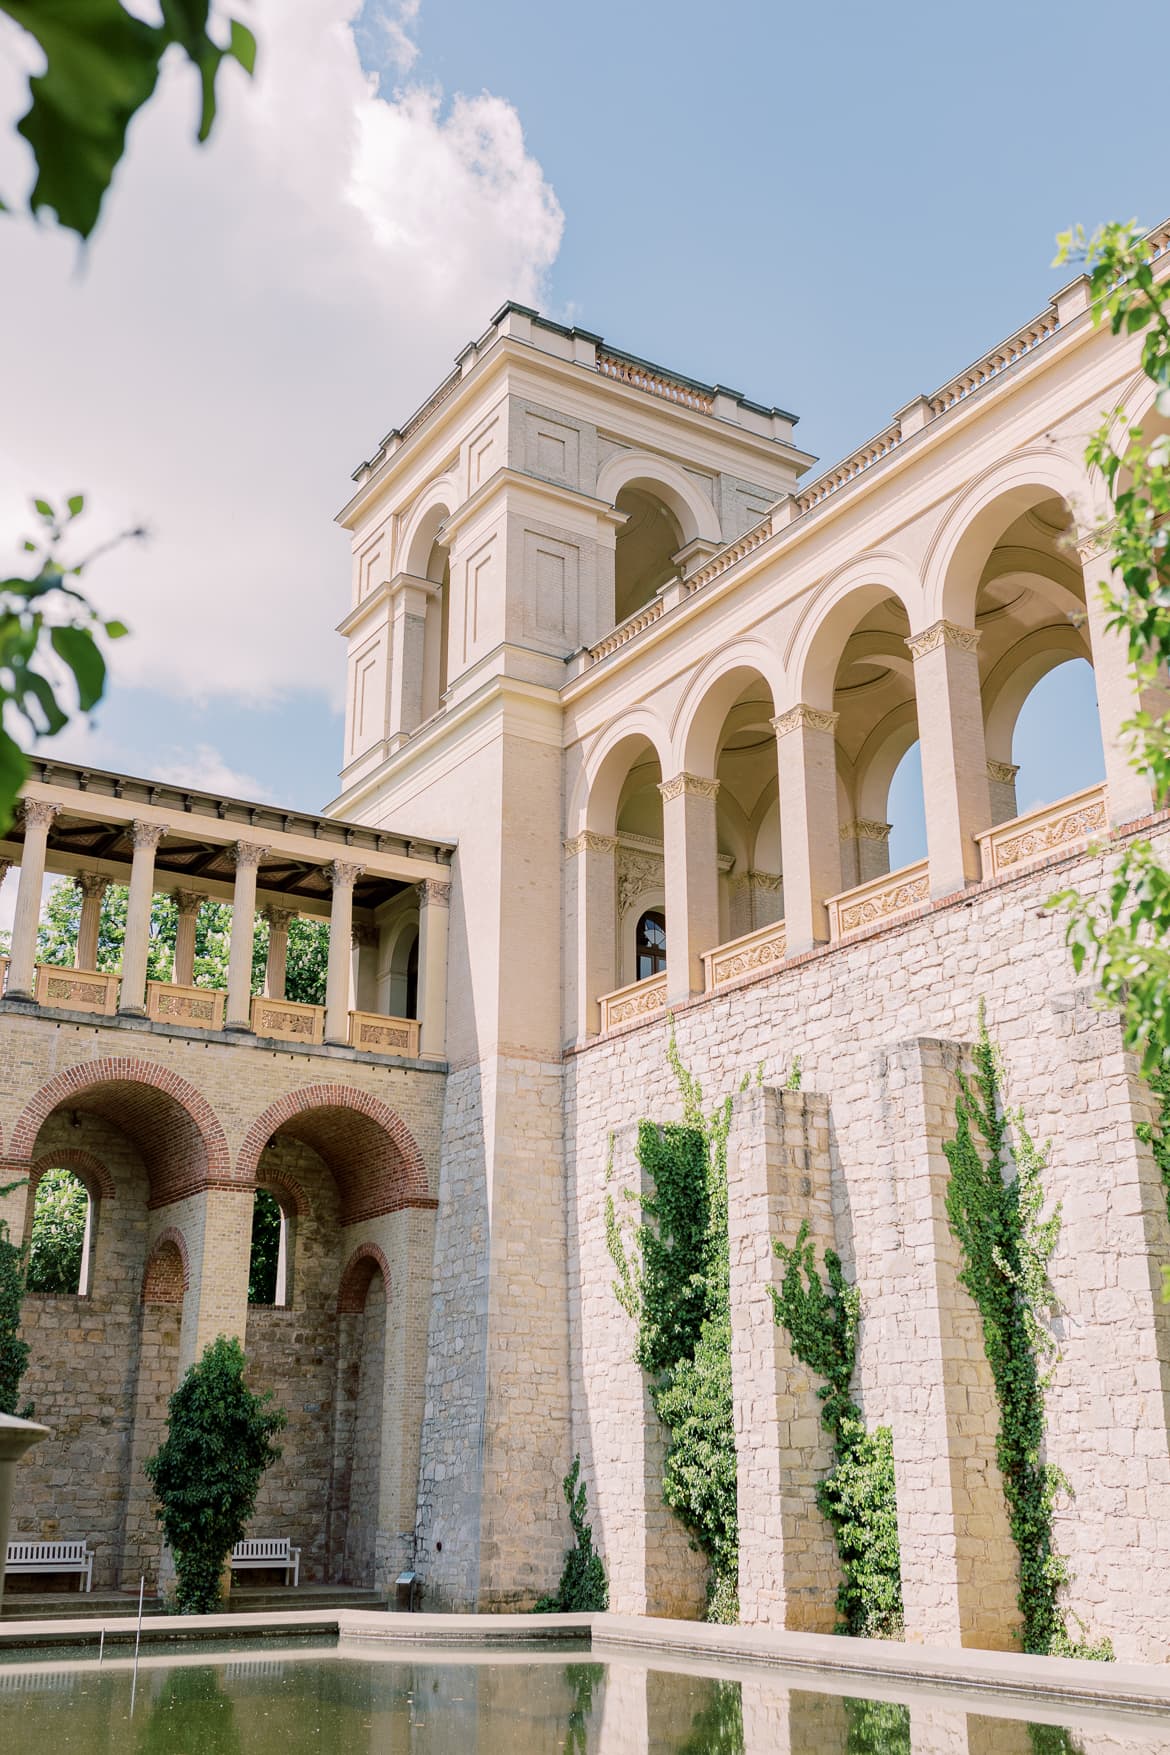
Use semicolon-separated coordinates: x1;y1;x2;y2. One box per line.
248;1188;290;1307
26;1166;93;1296
635;909;667;980
405;933;419;1020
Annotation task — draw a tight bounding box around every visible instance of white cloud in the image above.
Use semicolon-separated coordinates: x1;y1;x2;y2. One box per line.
38;715;274;802
365;0;423;73
0;0;563;713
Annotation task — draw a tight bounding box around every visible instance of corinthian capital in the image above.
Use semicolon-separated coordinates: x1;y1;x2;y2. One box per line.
231;839;269;870
20;799;59;832
328;859;365;890
74;870;110;901
904;619;980;660
131;819;167;852
416;878;451;908
770;705;839;738
657;772;721;804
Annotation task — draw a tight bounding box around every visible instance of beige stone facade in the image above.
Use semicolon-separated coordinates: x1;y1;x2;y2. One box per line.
6;226;1170;1656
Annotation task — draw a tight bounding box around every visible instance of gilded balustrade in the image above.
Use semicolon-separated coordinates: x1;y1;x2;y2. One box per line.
977;783;1108;882
146;980;225;1031
827;859;931;940
701;919;787;992
599;971;667;1034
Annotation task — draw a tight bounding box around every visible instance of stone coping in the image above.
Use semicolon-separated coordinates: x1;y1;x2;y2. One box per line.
0;1609;1167;1713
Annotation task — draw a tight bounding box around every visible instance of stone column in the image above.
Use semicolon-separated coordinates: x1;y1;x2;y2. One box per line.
416;877;450;1060
119;821;166;1014
351;919;380;1012
839;819;891;890
773;706;840;955
0;1414;50;1609
325;860;363;1044
907;621;992;897
986;759;1019;826
73;871;109;970
225;841;267;1029
1081;554;1162;825
172;889;204;986
564;832;617;1041
728;1085;840;1630
176;1187;255;1373
7;800;58;998
878;1036;1019;1648
658;772;720;1004
262;904;295;999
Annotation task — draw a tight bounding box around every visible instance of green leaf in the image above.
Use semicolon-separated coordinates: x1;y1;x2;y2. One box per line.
104;619;129;639
66;493;84;517
51;623;107;710
229;18;257;75
33;498;53;518
0;729;30;837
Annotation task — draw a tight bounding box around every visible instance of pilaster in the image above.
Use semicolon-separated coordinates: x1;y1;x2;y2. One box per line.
906;621;992;897
773;706;840;954
564;830;617;1042
658;772;720;1003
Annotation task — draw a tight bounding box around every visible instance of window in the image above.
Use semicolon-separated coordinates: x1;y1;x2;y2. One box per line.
406;933;419;1020
26;1167;92;1295
635;909;667;981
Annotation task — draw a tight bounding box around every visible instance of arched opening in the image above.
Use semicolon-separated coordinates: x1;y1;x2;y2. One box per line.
332;1246;389;1587
247;1187;291;1308
612;740;666;987
831;597;925;893
972;492;1099;826
387;920;420;1020
635;908;667;979
614;486;683;623
705;671;783;942
420;535;450;722
25;1165;92;1296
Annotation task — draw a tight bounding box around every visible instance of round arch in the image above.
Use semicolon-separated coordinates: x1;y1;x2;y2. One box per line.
855;701;921;824
142;1228;190;1304
337;1242;392;1313
922;446;1097;627
236;1083;433;1227
573;712;672;838
399;478;457;580
596;451;722;546
28;1147;116;1206
11;1057;230;1207
983;627;1094;762
785;554;923;710
673;644;784;776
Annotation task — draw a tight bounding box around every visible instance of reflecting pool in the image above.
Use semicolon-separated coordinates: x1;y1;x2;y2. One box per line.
0;1641;1165;1753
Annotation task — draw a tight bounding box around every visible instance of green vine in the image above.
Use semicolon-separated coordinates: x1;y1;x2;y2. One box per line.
605;1029;739;1621
943;1013;1111;1660
770;1222;903;1637
1136;1060;1170;1301
533;1454;608;1613
676;1679;743;1754
0;1179;31;1417
843;1699;910;1754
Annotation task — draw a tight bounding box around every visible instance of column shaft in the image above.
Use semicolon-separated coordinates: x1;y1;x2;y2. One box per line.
773;707;840;955
325;861;363;1043
565;833;616;1041
172;890;203;986
74;872;109;971
417;878;449;1059
908;621;991;897
7;802;57;998
225;842;267;1028
1082;567;1161;825
659;772;720;1004
120;823;167;1013
262;905;294;1000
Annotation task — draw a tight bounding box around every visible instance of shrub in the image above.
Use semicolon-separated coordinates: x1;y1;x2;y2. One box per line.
533;1454;608;1613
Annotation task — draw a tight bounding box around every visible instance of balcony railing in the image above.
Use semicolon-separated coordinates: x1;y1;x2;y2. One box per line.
702;919;787;992
977;783;1108;882
827;859;931;940
146;980;225;1030
34;964;118;1015
350;1010;420;1057
251;996;325;1045
599;971;667;1034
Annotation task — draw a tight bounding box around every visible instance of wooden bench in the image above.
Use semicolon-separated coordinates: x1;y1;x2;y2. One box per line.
6;1539;94;1591
230;1537;300;1587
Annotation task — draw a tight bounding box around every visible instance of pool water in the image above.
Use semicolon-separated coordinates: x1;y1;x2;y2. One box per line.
0;1645;1162;1753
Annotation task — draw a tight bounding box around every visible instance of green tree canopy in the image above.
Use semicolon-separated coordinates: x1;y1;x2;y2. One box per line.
26;1166;88;1295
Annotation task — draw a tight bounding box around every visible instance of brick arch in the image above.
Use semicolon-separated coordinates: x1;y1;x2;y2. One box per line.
337;1242;391;1313
10;1057;231;1209
142;1227;189;1304
256;1164;311;1219
29;1148;116;1204
237;1084;433;1228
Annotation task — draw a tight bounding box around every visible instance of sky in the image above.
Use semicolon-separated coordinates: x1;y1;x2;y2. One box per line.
1;0;1166;849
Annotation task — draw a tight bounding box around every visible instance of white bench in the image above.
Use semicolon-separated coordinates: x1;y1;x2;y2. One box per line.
230;1537;300;1587
6;1539;94;1591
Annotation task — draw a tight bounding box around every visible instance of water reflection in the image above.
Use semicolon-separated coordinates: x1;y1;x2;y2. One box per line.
0;1650;1145;1753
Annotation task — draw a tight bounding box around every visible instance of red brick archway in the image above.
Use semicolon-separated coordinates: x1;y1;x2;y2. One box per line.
256;1166;311;1219
29;1148;116;1204
237;1084;433;1227
11;1058;231;1208
337;1242;391;1312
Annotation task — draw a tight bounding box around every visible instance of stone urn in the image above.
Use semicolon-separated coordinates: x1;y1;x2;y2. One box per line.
0;1412;49;1609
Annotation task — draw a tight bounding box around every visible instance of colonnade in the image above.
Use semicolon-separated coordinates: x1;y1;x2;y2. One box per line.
0;807;449;1058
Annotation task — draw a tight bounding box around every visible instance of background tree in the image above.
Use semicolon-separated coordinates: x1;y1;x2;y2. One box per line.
247;1192;282;1306
25;1167;88;1295
0;2;256;833
33;876;331;1004
145;1335;285;1614
0;1183;30;1416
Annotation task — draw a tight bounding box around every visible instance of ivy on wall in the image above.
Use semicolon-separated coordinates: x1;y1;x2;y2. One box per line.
0;1180;30;1417
944;1015;1111;1660
606;1033;739;1622
1136;1060;1170;1301
770;1221;903;1638
533;1454;608;1613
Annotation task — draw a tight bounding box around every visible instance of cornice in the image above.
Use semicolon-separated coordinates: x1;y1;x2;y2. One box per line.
437;466;624;546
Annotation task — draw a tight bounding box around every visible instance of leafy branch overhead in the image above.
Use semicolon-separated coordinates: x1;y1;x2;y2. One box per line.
1;0;256;241
0;496;136;835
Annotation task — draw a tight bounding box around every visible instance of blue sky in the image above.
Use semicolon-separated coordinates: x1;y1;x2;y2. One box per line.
4;0;1166;828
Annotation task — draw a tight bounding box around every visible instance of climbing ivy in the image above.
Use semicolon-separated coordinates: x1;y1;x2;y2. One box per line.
844;1698;911;1754
676;1679;743;1754
0;1180;30;1417
533;1454;608;1613
1136;1060;1170;1302
943;1015;1111;1660
605;1031;739;1622
770;1222;903;1638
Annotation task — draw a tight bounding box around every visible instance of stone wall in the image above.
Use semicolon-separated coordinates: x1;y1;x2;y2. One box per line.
565;820;1170;1661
